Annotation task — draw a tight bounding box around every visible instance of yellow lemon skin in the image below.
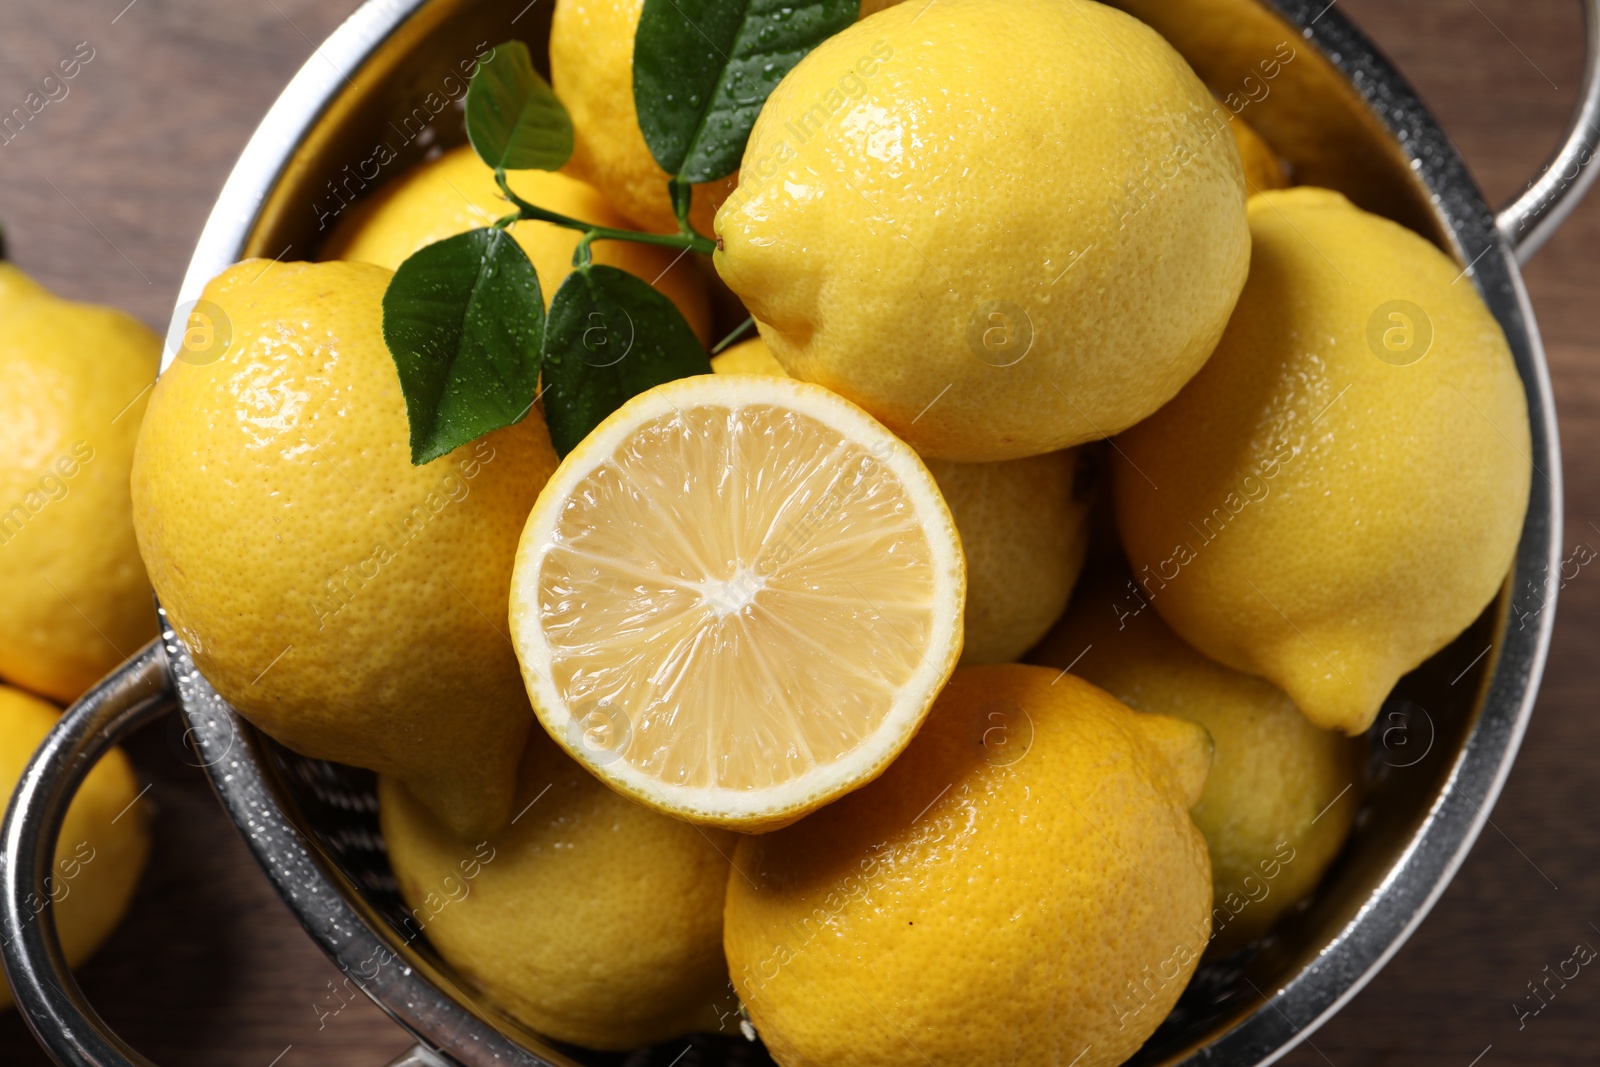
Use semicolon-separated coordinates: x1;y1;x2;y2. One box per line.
925;453;1091;664
713;0;1250;462
1231;114;1289;191
550;0;740;235
1113;188;1531;735
322;144;712;344
709;336;785;376
725;664;1212;1067
131;260;559;838
380;727;736;1049
0;265;159;703
711;337;1091;663
1031;572;1363;954
0;686;149;1010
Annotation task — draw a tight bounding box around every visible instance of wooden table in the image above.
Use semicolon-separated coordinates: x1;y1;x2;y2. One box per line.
2;0;1597;1063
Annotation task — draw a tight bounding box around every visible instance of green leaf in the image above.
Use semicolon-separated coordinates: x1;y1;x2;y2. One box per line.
382;228;544;465
541;265;712;455
633;0;856;183
466;40;574;171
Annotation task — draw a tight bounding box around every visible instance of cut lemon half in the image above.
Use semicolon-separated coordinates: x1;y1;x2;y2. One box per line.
509;374;966;830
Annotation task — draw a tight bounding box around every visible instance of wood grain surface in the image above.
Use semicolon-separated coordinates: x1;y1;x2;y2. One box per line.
2;0;1597;1064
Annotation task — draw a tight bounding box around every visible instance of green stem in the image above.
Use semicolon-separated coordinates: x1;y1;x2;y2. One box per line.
711;315;756;354
573;231;596;268
669;178;696;239
495;170;717;259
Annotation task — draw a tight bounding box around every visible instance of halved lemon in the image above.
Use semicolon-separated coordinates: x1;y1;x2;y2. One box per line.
509;374;966;830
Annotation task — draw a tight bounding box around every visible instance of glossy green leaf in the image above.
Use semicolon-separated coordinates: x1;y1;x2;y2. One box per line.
633;0;856;183
382;228;544;465
541;264;712;455
465;40;574;171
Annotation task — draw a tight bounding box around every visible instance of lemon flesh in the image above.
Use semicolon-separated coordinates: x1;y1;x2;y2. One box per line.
1114;188;1531;734
714;0;1250;461
724;664;1212;1067
509;374;964;830
711;337;1090;663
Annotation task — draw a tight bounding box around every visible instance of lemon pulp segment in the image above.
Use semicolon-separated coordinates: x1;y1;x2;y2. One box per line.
511;375;964;828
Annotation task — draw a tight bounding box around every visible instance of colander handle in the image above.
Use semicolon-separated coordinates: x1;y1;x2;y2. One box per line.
1495;0;1600;260
0;640;173;1067
0;643;455;1067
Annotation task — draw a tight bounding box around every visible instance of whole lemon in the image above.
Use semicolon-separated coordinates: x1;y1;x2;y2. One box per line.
925;453;1092;664
725;664;1212;1067
714;0;1250;462
380;726;736;1049
131;260;559;838
0;263;159;702
1032;571;1364;954
710;336;1092;663
1113;188;1531;734
709;335;784;376
550;0;740;234
321;144;712;344
0;686;149;1010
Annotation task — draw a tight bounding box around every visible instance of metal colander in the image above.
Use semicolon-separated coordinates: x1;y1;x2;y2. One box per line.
4;0;1596;1063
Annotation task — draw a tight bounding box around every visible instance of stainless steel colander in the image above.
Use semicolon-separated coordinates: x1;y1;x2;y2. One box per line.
4;0;1597;1063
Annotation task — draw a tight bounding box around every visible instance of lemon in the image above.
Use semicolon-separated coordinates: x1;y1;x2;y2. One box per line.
379;726;735;1049
321;144;712;344
509;373;964;831
1032;571;1363;954
0;686;149;1010
550;0;741;234
1230;113;1289;191
710;336;785;376
924;453;1092;664
724;664;1212;1067
713;0;1250;462
548;0;906;234
711;336;1091;663
1113;188;1531;734
131;260;559;838
0;264;159;702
